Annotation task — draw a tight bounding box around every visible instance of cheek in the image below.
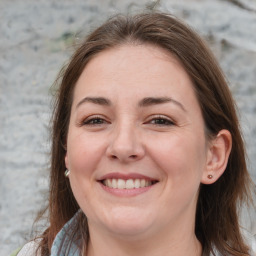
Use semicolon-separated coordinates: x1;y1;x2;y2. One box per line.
66;132;107;177
148;132;206;182
143;134;205;220
66;133;106;214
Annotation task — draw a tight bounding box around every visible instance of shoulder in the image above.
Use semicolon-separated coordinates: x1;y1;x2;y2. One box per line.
241;228;256;255
51;211;82;256
16;240;40;256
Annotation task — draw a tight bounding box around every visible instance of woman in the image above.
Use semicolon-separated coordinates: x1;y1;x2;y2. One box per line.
17;12;255;256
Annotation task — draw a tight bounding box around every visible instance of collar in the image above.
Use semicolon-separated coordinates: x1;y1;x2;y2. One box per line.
50;211;82;256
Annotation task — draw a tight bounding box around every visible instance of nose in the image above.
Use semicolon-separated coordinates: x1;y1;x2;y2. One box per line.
106;123;145;163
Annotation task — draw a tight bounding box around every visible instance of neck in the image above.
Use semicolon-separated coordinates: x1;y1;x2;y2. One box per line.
86;222;202;256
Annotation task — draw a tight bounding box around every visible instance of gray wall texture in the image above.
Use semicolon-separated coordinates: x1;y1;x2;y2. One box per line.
1;0;256;255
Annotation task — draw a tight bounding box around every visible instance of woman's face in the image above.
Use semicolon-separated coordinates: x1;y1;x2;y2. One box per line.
65;44;212;239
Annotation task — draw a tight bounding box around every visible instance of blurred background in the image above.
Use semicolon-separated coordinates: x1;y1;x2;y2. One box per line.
1;0;256;255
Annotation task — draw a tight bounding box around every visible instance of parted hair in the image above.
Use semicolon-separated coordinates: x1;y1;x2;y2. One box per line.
36;12;253;256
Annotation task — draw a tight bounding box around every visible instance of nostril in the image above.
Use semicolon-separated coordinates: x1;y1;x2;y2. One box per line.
110;154;137;160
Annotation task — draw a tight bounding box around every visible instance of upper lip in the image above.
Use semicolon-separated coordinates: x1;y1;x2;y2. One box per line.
98;172;158;181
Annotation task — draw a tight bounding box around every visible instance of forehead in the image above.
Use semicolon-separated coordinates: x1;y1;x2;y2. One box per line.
73;44;197;104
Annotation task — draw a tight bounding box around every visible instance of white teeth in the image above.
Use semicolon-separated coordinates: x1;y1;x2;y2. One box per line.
134;179;140;188
112;179;117;188
103;178;154;189
117;179;126;189
106;179;112;187
126;179;134;189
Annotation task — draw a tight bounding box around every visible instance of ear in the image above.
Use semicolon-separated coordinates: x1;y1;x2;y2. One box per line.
201;129;232;185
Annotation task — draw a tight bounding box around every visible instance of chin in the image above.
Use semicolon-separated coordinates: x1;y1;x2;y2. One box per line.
101;207;154;237
106;221;151;238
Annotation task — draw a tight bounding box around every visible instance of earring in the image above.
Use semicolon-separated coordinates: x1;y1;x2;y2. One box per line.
207;174;213;179
65;169;70;177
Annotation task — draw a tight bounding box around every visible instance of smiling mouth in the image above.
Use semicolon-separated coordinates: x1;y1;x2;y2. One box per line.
101;178;158;189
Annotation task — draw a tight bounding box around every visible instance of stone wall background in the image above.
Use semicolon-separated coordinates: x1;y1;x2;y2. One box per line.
0;0;255;255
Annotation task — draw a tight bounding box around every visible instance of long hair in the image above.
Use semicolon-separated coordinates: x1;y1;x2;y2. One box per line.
37;12;253;255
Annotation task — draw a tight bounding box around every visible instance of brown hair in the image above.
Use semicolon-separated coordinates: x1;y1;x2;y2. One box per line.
36;12;254;255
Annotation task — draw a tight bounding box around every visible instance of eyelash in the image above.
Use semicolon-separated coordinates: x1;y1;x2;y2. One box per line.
81;116;108;126
147;115;175;126
80;115;175;127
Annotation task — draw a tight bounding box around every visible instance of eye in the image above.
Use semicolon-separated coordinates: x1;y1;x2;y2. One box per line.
82;116;108;126
147;115;175;126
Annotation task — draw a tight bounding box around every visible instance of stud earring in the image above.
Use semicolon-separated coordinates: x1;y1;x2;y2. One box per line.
65;169;70;177
207;174;213;179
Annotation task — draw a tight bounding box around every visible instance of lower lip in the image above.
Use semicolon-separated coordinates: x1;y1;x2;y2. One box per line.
99;182;155;197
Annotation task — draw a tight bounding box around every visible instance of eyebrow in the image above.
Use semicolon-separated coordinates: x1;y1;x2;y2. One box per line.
76;96;186;112
138;97;186;112
76;97;111;109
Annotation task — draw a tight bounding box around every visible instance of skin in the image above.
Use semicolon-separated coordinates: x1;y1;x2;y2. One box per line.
65;44;232;256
